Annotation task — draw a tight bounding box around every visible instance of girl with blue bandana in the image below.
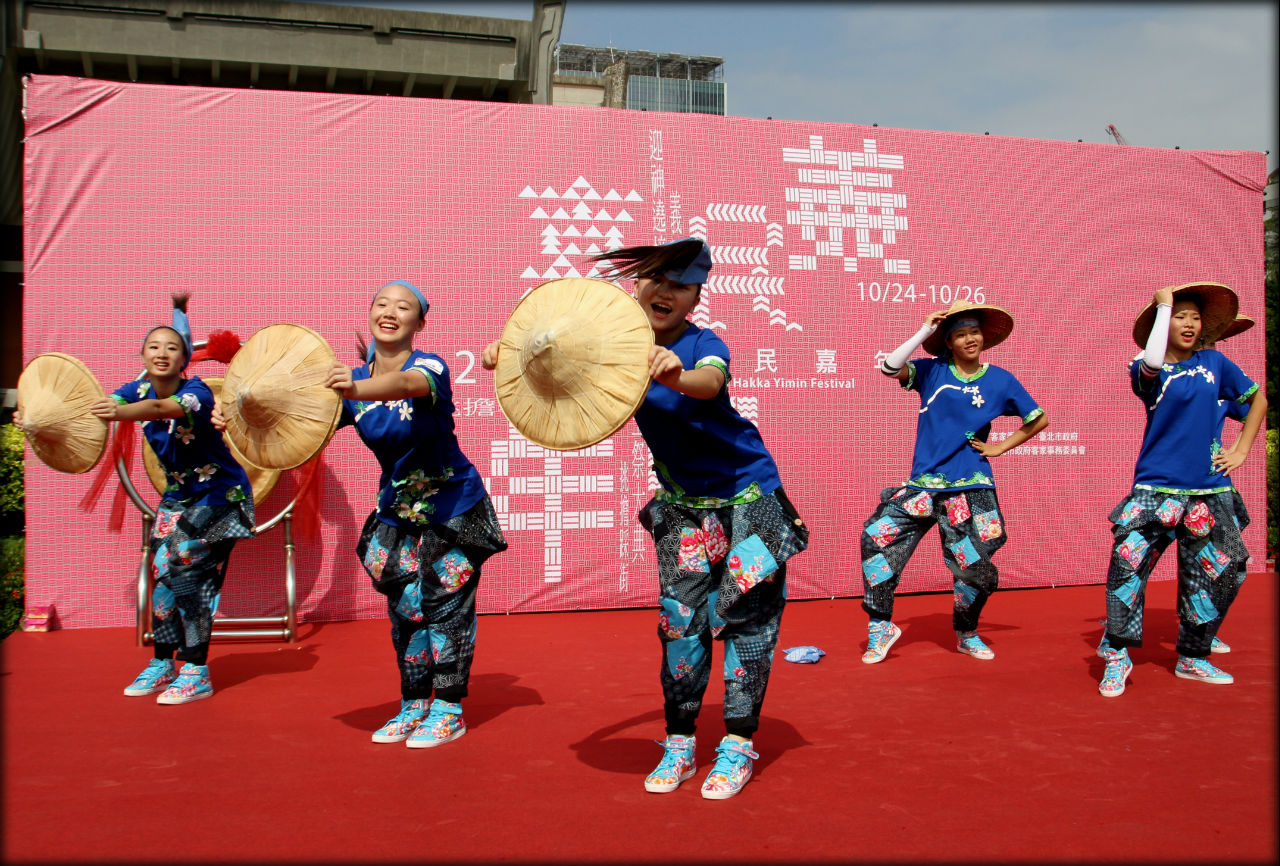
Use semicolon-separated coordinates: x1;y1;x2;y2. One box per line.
1097;285;1265;698
326;279;507;748
92;294;254;705
486;238;809;800
859;302;1047;666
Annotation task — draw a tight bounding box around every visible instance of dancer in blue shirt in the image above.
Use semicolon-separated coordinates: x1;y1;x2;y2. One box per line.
96;294;254;704
859;302;1047;665
1098;286;1265;697
327;279;507;746
483;238;808;800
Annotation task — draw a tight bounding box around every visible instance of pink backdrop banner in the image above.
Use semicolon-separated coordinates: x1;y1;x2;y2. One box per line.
21;75;1268;629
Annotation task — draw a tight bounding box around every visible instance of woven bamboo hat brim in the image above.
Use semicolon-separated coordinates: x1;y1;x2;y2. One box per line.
16;353;109;474
1132;282;1239;349
1217;314;1254;342
141;377;281;506
494;278;654;451
220;324;341;470
921;300;1015;356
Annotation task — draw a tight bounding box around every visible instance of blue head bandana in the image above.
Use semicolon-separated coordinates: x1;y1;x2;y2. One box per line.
366;280;429;364
944;315;982;342
662;237;713;285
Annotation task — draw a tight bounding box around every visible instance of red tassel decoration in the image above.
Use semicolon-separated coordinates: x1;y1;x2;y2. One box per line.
77;419;137;534
290;455;325;544
186;329;242;367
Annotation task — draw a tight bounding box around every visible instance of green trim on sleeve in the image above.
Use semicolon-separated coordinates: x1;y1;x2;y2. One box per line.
1023;406;1045;425
1236;382;1259;403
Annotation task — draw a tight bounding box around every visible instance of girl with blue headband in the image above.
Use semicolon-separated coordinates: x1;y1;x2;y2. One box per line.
484;237;808;800
325;279;507;748
90;293;254;704
858;301;1047;666
1095;285;1265;697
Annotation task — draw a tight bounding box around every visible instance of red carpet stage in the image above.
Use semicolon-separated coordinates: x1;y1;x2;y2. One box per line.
3;576;1276;864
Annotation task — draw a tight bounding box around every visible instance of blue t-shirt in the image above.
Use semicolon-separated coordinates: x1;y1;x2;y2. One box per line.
900;357;1043;491
111;376;252;508
633;323;781;505
1129;349;1258;493
340;350;487;528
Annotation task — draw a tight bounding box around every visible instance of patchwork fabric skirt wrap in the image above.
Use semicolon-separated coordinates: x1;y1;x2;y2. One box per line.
1105;487;1249;657
356;495;509;598
639;487;809;625
149;501;255;663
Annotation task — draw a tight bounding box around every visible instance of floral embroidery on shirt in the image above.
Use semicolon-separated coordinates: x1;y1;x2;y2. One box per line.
195;464;219;483
176;425;195;445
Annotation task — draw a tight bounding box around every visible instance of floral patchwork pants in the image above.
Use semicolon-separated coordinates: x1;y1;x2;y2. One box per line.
357;498;507;702
641;490;808;739
149;504;251;666
859;486;1007;632
1104;489;1248;658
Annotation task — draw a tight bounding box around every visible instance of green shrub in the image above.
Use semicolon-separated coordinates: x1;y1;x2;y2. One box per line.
0;424;22;535
1;537;23;639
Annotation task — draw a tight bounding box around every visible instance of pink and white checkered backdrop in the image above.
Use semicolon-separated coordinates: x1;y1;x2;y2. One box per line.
20;75;1268;629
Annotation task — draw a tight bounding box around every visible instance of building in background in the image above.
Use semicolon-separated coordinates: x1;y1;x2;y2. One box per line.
552;43;724;115
0;0;564;396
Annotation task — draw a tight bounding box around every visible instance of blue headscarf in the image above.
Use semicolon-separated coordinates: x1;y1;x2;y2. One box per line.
661;237;713;285
366;280;429;364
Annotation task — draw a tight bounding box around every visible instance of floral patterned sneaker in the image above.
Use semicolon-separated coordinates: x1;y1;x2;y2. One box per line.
862;620;901;664
1175;656;1234;684
406;700;466;748
1210;636;1231;654
124;658;176;696
956;631;995;660
700;737;759;800
371;698;430;743
1098;648;1133;698
644;735;697;793
156;663;213;705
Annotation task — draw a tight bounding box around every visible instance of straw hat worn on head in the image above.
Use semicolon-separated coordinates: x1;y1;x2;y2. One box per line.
16;353;110;474
1131;282;1239;349
141;377;281;506
220;323;341;470
494;277;654;451
921;300;1015;357
1217;313;1254;343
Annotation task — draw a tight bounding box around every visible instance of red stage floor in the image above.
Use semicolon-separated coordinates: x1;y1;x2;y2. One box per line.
3;576;1276;864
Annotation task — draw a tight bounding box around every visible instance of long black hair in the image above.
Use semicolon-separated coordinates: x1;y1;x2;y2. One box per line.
590;239;707;283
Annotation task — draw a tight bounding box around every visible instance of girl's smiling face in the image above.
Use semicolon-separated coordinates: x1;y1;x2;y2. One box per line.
141;328;186;380
368;283;425;349
946;323;984;365
1168;299;1202;354
634;274;700;344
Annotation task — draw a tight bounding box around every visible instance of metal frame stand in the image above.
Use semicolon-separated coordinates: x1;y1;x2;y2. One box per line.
118;457;300;646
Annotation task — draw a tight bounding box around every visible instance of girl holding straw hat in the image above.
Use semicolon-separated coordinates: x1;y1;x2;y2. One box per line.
858;301;1047;666
485;237;808;800
1097;285;1265;697
325;279;507;748
92;294;254;704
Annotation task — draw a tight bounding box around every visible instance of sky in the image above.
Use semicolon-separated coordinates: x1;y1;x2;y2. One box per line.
331;1;1278;175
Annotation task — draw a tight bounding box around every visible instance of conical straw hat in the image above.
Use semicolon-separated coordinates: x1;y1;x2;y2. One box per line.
1132;282;1238;348
141;377;281;506
220;324;341;470
16;353;109;474
921;300;1015;356
494;278;654;451
1216;313;1253;343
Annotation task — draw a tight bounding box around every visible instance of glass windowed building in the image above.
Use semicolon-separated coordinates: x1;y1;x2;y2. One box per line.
553;44;726;115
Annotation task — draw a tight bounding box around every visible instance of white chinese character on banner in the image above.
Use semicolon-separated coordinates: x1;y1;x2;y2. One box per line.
815;349;837;374
756;348;778;373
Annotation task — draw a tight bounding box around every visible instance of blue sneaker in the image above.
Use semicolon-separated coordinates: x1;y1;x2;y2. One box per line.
156;663;213;705
1175;656;1233;684
862;620;901;664
124;658;176;696
644;735;697;793
1210;636;1231;654
406;700;466;748
371;698;430;743
1098;648;1132;697
700;737;759;800
956;630;995;660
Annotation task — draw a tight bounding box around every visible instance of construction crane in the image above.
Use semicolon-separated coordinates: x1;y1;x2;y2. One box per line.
1106;124;1128;145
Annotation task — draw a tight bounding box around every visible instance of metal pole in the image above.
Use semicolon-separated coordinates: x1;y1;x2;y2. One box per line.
135;513;154;647
283;511;297;643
